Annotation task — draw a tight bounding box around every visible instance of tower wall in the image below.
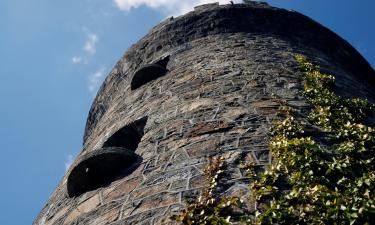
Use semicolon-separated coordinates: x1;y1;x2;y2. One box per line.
34;2;375;225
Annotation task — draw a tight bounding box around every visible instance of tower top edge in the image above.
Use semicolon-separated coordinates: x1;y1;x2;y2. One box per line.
82;1;374;145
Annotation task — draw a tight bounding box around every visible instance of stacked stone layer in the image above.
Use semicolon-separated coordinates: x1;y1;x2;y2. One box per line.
34;2;374;225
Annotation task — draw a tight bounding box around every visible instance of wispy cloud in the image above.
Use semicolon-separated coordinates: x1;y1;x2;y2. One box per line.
83;32;99;55
114;0;242;16
71;56;83;64
71;29;99;64
89;67;106;93
64;154;74;171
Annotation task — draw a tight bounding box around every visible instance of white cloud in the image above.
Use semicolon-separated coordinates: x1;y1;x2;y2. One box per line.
64;154;74;171
114;0;242;16
89;67;106;93
71;56;83;64
83;32;99;55
71;30;99;65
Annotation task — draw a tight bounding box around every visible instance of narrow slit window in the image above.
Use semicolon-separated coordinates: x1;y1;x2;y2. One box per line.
67;117;147;197
131;56;170;90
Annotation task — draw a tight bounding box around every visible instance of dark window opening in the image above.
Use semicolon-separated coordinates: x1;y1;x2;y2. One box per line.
131;56;170;90
67;117;147;197
67;147;142;197
103;116;148;150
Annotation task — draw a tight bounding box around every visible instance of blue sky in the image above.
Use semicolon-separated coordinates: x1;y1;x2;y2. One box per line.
0;1;374;224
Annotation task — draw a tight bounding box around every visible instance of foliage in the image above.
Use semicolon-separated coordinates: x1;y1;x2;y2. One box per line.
249;55;375;225
174;55;375;224
172;156;242;225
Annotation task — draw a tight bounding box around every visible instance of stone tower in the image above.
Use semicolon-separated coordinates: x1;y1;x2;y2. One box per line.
34;2;374;225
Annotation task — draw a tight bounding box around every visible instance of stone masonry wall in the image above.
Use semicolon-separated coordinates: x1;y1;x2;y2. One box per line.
34;2;375;225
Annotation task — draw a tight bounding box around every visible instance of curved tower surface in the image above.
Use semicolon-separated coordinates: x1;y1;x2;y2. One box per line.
34;2;374;225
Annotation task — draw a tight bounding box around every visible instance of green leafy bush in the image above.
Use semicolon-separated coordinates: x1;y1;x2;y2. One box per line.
250;55;375;225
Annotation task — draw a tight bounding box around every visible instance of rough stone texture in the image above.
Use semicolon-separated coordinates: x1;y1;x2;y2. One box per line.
34;2;375;225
